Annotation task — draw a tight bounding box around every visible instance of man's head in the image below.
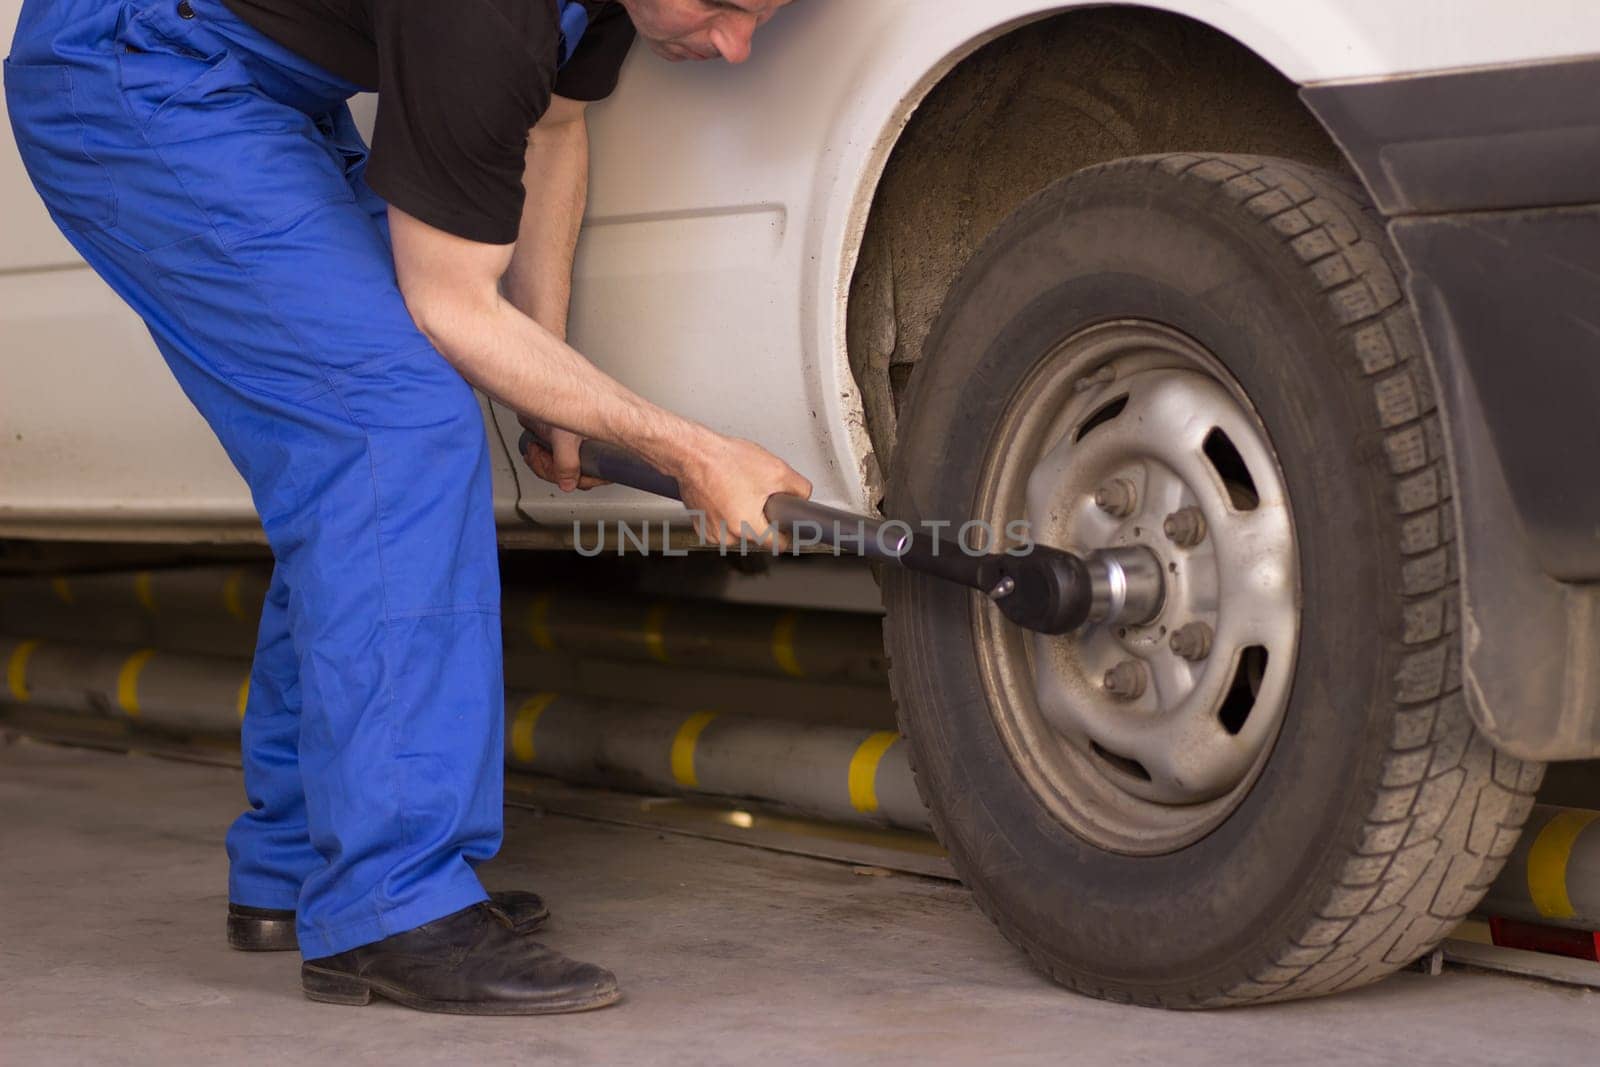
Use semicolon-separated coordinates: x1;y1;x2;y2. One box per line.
615;0;793;65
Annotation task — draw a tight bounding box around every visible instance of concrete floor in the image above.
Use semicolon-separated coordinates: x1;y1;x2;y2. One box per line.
1;740;1595;1066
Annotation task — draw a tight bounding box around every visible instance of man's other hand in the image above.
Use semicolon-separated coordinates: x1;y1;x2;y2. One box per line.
520;418;612;492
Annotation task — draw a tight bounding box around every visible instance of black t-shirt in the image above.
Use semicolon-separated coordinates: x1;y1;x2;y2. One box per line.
220;0;636;243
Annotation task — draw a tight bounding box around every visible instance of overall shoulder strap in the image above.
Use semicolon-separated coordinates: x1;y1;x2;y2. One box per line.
556;0;591;68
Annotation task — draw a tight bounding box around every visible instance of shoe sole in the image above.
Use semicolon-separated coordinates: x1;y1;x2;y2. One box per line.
301;963;622;1015
230;908;551;953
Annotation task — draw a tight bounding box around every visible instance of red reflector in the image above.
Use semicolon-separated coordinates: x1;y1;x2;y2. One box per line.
1487;916;1600;961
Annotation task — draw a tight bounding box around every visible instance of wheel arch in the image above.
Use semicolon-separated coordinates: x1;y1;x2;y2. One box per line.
838;7;1351;502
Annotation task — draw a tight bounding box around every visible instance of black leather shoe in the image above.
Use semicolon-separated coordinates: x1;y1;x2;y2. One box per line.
300;902;620;1015
228;889;550;951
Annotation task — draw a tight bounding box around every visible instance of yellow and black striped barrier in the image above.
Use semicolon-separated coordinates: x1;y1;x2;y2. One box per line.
502;690;923;829
3;635;253;731
0;635;925;831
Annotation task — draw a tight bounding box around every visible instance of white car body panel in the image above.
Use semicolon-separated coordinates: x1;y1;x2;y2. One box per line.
4;0;1597;540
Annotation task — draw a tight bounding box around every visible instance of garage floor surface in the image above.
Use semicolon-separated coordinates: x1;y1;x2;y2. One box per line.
2;739;1595;1065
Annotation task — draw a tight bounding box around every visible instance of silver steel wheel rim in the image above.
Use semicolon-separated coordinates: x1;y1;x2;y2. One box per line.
972;321;1300;855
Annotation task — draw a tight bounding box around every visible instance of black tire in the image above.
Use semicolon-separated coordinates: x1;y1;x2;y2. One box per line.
881;154;1544;1007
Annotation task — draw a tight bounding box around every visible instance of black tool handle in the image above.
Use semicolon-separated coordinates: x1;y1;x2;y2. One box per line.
524;425;851;543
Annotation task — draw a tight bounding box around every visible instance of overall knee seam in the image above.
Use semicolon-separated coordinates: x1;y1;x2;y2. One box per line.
385;605;500;621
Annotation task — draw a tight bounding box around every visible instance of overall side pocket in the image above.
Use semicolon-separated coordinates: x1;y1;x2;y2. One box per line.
3;59;120;232
116;1;246;137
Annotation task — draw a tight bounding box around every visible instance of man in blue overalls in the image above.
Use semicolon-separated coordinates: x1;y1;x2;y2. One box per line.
5;0;803;1015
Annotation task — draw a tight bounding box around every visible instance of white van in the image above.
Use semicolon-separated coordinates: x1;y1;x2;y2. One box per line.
5;0;1598;1006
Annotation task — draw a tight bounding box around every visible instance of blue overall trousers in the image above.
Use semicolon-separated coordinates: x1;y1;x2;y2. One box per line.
3;0;587;958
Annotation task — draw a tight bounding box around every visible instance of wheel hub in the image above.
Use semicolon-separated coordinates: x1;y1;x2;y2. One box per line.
975;321;1300;854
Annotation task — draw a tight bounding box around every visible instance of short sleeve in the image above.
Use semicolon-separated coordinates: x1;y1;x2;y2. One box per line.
365;0;559;245
553;4;637;102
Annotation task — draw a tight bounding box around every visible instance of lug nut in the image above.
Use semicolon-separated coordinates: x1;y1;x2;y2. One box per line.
1163;506;1207;548
1170;621;1214;662
1103;660;1147;701
1095;478;1137;519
